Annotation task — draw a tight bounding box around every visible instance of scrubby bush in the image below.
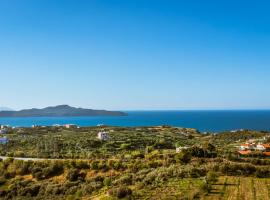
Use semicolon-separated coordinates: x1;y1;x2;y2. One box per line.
175;150;192;164
199;181;211;193
115;174;133;185
255;168;270;178
16;161;31;175
97;161;109;172
206;171;219;184
219;163;256;176
33;171;43;180
120;143;132;150
189;167;207;178
0;177;6;186
74;161;89;169
43;162;64;178
108;186;132;198
81;184;94;195
91;161;99;170
17;184;40;197
130;151;144;159
103;177;112;186
66;169;86;182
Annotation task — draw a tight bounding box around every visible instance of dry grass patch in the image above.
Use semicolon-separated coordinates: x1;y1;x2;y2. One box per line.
223;176;239;200
254;178;269;200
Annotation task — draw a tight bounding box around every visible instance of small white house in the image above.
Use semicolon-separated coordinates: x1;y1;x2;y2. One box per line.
98;131;109;141
64;124;77;129
256;144;266;151
239;143;256;151
0;125;9;129
176;146;189;153
256;143;270;151
97;124;105;127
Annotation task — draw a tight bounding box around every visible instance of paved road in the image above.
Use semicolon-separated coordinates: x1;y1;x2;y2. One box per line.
0;156;99;162
0;156;52;161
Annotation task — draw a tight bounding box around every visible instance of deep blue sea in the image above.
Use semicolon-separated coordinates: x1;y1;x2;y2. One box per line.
0;110;270;132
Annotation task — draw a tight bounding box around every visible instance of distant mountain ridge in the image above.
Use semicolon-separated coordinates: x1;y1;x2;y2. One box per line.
0;105;127;117
0;107;13;111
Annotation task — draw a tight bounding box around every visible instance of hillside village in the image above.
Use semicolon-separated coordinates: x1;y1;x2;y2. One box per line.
238;136;270;157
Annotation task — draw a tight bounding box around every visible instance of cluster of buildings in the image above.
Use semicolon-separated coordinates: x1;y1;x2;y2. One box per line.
33;124;80;129
238;139;270;157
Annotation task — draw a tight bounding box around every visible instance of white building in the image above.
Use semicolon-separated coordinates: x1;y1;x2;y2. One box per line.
256;143;270;151
239;143;255;151
176;146;189;153
98;131;109;141
64;124;77;129
0;125;9;129
97;124;105;127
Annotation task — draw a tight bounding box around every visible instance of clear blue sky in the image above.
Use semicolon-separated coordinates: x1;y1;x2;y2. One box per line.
1;0;270;110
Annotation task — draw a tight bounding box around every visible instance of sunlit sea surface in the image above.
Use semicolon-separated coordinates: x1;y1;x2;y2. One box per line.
0;110;270;132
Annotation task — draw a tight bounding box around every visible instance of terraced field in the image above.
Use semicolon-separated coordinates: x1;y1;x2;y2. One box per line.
120;176;270;200
132;178;203;199
204;176;270;200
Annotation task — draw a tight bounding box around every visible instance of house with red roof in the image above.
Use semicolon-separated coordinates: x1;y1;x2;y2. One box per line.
263;152;270;157
238;150;252;156
238;141;270;158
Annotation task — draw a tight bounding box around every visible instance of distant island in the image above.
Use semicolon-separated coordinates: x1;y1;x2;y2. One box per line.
0;107;13;111
0;105;127;117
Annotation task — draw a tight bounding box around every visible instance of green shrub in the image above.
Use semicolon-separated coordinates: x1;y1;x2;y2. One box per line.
0;177;6;185
108;186;132;198
175;150;192;164
66;169;86;182
18;184;40;197
103;177;112;186
67;169;80;182
33;171;43;180
255;168;270;178
91;161;99;170
120;143;132;150
81;184;94;195
199;182;211;193
115;174;132;185
130;151;144;159
206;171;219;184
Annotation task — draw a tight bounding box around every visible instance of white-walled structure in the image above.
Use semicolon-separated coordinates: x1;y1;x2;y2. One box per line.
64;124;77;129
98;131;109;141
256;143;270;151
176;146;189;153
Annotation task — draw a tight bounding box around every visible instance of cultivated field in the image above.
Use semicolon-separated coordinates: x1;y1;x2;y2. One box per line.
122;176;270;200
